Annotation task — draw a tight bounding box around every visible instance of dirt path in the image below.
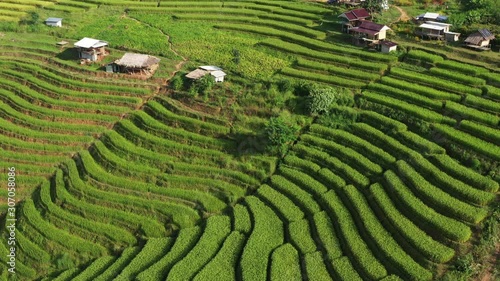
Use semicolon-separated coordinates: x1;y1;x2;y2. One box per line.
109;13;188;126
392;5;411;24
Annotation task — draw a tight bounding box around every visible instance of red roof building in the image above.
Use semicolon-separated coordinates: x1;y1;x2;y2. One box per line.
339;8;371;21
339;8;371;33
350;21;391;41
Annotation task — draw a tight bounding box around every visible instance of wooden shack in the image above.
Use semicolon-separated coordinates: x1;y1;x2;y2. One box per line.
112;53;160;76
74;37;108;62
465;29;495;51
380;41;397;53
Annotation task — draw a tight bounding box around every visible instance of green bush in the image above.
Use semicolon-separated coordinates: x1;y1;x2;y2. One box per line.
21;199;106;256
282;67;365;88
407;154;496;206
316;168;346;190
433;124;500;161
379;76;461;101
270;244;302;281
370;183;455;263
436;60;488;76
406;50;444;64
313;212;342;261
383;170;472;242
166;216;231;280
310;124;396;167
330;256;363;281
390;67;483;96
445;101;499;126
396;160;488;224
240;196;284;281
397;131;445;155
323;190;387;280
193;231;246;281
135;227;201;281
344;185;433;281
429;154;499;192
359;110;408;133
280;166;328;195
289;219;317;254
294;144;370;188
265;116;299;156
301;134;383;176
367;83;443;110
308;86;339;114
257;184;304;223
463;94;500;113
232;205;252;234
361;91;456;125
283;155;321;174
304;251;334;281
429;68;485;87
95;247;141;281
270;175;321;214
115;238;174;281
72;256;116;281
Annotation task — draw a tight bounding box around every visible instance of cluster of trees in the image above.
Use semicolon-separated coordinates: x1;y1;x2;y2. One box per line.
446;0;499;29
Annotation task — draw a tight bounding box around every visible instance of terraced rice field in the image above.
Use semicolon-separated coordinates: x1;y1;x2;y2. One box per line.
0;0;499;280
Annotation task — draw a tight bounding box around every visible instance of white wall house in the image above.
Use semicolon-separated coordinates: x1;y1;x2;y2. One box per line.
45;18;62;27
74;37;108;62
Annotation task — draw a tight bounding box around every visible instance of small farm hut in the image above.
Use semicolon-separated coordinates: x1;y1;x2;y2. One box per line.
444;32;460;42
464;29;495;51
45;17;62;27
380;41;397;53
350;21;391;44
186;66;226;82
74;37;108;62
415;12;447;22
112;53;160;76
339;8;371;33
416;21;452;40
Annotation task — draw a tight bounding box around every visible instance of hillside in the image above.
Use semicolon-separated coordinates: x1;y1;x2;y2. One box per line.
0;1;498;280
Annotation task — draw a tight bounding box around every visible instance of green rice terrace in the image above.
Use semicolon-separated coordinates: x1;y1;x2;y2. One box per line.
0;0;499;280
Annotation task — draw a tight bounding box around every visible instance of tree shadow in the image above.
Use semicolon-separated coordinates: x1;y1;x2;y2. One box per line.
56;47;78;61
229;131;269;157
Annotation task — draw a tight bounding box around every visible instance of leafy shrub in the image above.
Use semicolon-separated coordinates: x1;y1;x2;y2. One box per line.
270;244;302;281
265;116;299;156
240;196;284;281
370;183;455;263
308;86;338;114
304;251;334;281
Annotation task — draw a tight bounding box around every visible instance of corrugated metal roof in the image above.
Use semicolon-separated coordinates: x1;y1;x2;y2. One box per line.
465;29;495;45
74;37;108;49
358;21;390;31
478;29;495;40
423;12;439;19
199;65;222;71
419;23;446;30
381;41;397;47
210;70;226;78
339;8;370;21
45;17;62;22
